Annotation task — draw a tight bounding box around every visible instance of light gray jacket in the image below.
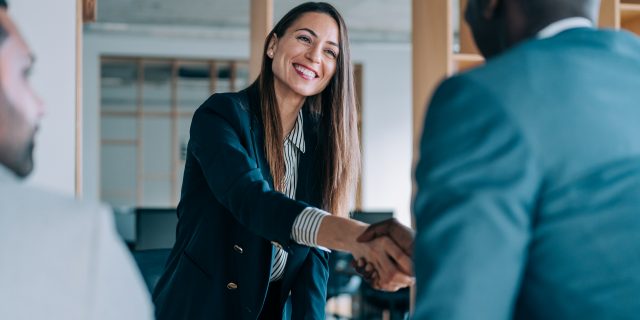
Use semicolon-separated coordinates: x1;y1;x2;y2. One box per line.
0;165;153;319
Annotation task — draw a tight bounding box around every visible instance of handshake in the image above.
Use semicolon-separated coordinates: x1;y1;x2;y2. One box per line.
351;218;415;292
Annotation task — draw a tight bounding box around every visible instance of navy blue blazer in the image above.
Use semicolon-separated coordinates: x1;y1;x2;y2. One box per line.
152;83;329;320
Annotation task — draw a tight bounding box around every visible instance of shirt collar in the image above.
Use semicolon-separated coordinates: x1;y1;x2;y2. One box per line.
536;17;594;39
285;110;305;153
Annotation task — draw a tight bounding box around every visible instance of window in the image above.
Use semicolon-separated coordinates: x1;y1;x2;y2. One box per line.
100;57;250;207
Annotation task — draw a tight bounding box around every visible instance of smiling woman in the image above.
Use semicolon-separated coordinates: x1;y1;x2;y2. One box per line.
151;2;414;320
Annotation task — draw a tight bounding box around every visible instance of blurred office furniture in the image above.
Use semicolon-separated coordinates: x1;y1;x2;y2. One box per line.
134;208;177;250
327;251;362;300
133;208;176;292
327;250;362;320
351;211;394;225
360;283;410;320
112;207;177;292
132;249;171;293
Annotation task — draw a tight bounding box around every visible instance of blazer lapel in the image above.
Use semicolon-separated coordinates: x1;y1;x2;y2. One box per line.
295;107;321;207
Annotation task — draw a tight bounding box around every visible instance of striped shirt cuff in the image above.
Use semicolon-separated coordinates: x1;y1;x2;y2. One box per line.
291;207;330;252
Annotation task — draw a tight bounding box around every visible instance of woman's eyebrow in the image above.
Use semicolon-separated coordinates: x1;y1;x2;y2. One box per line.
295;27;339;48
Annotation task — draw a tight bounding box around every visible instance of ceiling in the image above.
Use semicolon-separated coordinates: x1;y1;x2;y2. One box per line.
93;0;414;42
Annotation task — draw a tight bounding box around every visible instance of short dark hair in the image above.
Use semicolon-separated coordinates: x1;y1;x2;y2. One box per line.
517;0;599;23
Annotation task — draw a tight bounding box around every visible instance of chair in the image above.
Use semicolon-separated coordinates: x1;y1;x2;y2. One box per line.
132;248;171;293
359;283;410;320
135;208;177;250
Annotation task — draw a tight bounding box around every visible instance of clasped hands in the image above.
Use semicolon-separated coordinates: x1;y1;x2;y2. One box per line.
350;218;415;292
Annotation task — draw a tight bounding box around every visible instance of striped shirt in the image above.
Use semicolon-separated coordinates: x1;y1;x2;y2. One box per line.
270;111;330;282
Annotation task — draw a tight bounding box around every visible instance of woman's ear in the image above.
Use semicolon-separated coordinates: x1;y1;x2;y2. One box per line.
267;35;278;58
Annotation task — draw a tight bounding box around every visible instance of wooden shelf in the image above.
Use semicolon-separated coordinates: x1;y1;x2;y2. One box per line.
453;53;484;72
621;3;640;22
621;2;640;34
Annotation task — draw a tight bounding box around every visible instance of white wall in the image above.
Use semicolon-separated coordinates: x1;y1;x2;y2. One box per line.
352;43;412;226
11;1;77;195
83;30;413;225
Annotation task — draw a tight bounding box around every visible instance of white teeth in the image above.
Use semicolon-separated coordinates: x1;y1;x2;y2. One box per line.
294;64;317;78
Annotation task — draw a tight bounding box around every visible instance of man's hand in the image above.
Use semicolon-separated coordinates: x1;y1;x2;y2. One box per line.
352;218;415;290
357;218;415;257
350;236;415;291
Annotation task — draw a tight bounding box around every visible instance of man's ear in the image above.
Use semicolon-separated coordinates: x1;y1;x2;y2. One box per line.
266;34;278;58
483;0;502;20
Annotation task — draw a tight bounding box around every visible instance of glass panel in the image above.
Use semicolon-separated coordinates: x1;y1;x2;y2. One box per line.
142;61;172;112
101;144;137;206
142;178;172;207
175;115;193;200
177;62;211;113
141;117;172;175
101;60;138;112
215;61;232;93
101;115;136;141
234;62;250;90
177;116;192;162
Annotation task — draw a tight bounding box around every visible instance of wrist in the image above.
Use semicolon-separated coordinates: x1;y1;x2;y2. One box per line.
316;215;368;252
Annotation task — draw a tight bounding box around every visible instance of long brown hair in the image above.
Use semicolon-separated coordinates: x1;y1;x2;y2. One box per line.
257;2;359;218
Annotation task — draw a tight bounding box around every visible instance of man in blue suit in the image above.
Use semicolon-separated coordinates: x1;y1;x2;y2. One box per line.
412;0;640;318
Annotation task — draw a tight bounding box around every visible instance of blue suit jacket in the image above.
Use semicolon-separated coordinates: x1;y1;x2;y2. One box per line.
414;28;640;319
152;83;329;320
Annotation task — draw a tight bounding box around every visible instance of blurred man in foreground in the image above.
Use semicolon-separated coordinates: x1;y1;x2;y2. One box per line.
0;2;153;319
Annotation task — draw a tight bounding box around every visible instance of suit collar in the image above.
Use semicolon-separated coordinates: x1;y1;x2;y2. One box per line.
537;17;594;39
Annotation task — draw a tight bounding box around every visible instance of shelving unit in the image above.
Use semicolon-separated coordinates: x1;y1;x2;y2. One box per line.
619;0;640;33
412;0;640;163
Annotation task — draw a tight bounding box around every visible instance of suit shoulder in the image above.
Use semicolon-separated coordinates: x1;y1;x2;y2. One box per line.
196;90;251;118
0;182;109;226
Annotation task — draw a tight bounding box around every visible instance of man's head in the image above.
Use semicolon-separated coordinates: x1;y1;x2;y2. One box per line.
0;4;44;178
465;0;601;58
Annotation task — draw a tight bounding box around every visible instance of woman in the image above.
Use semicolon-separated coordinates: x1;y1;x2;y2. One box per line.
153;2;412;319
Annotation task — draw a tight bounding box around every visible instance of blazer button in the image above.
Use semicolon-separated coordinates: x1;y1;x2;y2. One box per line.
227;282;238;290
233;245;244;254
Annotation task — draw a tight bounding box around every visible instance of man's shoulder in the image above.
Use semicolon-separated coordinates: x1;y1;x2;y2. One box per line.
0;181;109;227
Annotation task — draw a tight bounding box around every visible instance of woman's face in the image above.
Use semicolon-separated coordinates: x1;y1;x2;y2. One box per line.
268;12;340;99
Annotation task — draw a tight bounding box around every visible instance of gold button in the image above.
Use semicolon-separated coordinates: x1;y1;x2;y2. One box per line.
233;245;244;254
227;282;238;290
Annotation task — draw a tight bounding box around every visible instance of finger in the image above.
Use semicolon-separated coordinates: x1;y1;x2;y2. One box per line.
381;237;413;276
388;221;415;256
389;272;415;288
373;252;401;291
365;263;374;273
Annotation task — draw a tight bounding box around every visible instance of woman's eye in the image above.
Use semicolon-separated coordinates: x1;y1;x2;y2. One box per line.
297;35;311;43
325;50;337;59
